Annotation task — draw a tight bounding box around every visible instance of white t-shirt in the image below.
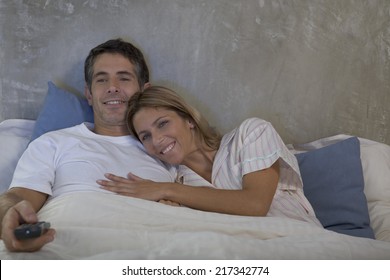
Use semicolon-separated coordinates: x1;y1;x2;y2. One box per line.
177;118;321;225
10;123;175;199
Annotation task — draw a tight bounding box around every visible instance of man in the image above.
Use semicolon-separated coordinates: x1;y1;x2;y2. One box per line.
0;38;174;252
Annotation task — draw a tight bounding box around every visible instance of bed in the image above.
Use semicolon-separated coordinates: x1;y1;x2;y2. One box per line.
0;83;390;260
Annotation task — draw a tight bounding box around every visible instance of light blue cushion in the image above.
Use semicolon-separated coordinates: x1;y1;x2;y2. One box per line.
30;81;94;141
295;137;375;239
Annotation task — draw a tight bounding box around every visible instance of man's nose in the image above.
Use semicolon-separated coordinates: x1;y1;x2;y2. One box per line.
107;81;120;94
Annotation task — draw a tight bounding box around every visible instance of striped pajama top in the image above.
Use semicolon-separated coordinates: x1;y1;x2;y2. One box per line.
177;117;321;226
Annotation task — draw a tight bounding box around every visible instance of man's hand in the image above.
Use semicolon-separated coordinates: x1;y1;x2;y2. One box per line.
1;200;55;252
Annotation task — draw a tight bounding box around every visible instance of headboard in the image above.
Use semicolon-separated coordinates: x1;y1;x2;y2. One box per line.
1;0;389;145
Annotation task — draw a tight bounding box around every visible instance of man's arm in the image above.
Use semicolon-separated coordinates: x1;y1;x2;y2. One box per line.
0;187;48;229
0;187;55;252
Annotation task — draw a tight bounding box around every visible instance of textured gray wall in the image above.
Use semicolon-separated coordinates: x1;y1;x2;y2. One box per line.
1;0;389;145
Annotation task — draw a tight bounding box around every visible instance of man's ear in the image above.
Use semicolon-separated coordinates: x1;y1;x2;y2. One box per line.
84;85;93;106
143;82;151;90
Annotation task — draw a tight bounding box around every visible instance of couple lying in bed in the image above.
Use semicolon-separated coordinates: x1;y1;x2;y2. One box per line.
0;38;321;253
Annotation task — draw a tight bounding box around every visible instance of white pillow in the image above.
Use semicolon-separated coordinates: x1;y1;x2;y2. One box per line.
359;137;390;241
359;138;390;202
291;134;390;241
0;119;35;194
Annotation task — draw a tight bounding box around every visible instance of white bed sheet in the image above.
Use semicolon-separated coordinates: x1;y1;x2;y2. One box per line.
1;119;390;260
1;191;389;260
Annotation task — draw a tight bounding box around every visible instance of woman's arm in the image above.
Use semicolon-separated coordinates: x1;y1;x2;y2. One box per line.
168;160;279;216
98;160;280;216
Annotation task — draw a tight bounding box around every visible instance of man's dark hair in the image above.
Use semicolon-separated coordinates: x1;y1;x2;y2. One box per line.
84;38;149;91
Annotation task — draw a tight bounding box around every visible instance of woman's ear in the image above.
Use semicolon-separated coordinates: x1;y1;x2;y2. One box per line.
188;120;195;129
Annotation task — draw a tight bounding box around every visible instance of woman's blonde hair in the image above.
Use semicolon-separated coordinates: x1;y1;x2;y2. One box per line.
127;86;221;151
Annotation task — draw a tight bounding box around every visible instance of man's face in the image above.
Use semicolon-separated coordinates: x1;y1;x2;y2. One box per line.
85;53;144;135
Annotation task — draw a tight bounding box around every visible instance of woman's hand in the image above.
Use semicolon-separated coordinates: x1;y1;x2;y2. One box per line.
158;199;181;207
97;172;171;202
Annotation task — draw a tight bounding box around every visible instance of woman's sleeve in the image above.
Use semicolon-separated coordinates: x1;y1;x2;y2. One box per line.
238;118;302;190
239;118;284;174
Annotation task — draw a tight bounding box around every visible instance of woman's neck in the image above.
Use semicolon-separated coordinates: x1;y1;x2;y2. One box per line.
182;148;217;183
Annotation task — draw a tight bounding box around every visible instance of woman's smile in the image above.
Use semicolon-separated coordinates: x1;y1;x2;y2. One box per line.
160;141;176;155
133;107;197;165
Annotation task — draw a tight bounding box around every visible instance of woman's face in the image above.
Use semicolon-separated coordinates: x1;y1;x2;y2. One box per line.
132;107;197;165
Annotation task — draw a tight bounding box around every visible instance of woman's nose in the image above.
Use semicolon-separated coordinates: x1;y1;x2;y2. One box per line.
153;132;164;146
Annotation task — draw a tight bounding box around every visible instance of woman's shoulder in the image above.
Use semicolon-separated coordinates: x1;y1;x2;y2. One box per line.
236;117;275;137
239;117;271;128
221;117;277;146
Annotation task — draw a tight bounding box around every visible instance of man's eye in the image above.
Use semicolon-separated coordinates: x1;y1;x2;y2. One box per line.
96;79;107;83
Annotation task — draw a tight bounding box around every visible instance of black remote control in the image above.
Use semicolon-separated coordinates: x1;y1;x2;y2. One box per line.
14;222;51;240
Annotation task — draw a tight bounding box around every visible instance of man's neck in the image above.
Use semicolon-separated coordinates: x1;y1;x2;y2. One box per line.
93;125;130;137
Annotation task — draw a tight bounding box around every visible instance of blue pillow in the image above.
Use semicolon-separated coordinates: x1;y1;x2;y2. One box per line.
30;82;94;141
295;137;375;239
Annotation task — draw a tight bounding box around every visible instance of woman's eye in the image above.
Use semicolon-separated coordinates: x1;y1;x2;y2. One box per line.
140;134;150;142
158;120;168;128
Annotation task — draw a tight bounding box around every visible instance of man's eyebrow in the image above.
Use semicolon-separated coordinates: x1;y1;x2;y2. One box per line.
117;70;131;74
93;71;108;78
93;71;135;78
117;71;135;77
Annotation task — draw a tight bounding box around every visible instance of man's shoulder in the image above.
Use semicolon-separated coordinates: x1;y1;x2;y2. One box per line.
33;123;88;141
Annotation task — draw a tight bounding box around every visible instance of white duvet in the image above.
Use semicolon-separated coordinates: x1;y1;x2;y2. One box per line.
0;191;389;260
1;119;390;259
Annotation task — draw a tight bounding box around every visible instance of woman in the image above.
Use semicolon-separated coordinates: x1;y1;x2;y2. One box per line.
97;86;321;225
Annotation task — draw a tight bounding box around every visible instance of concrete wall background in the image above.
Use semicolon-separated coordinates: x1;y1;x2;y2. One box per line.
1;0;389;145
